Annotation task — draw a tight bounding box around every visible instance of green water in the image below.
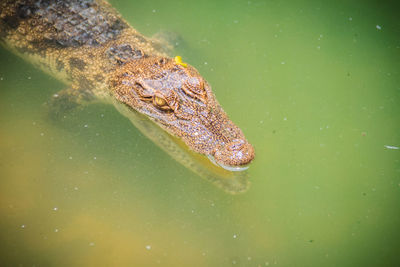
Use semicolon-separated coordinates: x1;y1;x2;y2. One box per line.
1;0;400;266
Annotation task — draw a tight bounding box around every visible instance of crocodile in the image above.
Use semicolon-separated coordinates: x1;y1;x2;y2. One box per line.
0;0;255;193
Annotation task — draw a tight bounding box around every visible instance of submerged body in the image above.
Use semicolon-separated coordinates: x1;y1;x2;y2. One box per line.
0;0;255;192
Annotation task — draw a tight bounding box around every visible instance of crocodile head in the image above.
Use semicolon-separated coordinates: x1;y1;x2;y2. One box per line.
111;56;255;171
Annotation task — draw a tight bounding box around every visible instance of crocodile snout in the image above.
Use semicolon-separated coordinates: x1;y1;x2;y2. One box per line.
212;139;255;171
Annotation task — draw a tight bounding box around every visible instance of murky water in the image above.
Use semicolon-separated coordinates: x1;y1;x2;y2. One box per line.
1;0;400;266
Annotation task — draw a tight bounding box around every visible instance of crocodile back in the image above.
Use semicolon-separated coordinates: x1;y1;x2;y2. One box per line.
0;0;164;98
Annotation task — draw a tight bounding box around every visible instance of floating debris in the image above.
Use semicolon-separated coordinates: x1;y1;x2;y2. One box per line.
145;245;151;250
384;145;399;150
376;25;382;30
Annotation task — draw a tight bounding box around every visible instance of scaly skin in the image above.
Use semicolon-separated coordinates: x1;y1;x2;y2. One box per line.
0;0;254;170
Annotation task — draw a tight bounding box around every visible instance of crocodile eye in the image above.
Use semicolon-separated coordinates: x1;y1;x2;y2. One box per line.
182;77;207;103
154;96;167;106
153;95;172;110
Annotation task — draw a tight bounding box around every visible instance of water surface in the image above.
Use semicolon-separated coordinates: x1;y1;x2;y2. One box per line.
1;0;400;266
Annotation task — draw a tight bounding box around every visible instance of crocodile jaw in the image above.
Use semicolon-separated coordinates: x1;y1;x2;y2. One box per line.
207;155;250;172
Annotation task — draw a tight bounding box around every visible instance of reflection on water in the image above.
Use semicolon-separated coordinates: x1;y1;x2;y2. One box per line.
1;0;400;266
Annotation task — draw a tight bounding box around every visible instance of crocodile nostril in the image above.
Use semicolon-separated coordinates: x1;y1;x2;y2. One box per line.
226;139;245;151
